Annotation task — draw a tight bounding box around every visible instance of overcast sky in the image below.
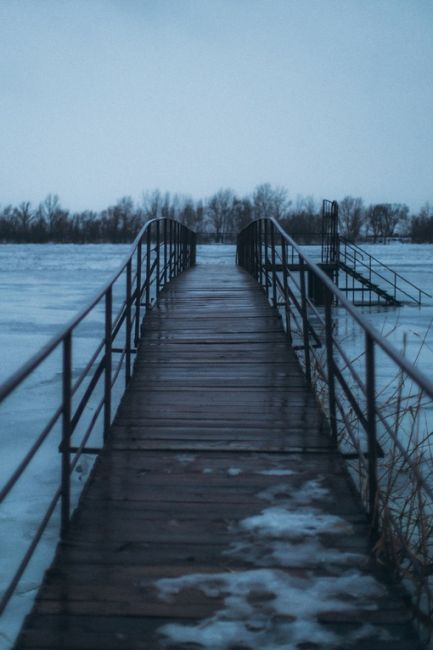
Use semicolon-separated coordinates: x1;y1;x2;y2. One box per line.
1;0;432;212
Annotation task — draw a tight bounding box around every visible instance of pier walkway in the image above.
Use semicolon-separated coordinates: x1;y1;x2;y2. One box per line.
15;263;420;649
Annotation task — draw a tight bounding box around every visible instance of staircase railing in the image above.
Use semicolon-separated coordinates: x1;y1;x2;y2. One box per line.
238;217;433;626
0;219;196;616
339;236;431;305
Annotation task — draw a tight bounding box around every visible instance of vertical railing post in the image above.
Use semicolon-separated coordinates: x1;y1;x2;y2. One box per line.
251;226;255;275
264;220;270;302
61;331;72;539
270;222;277;308
182;227;188;271
251;223;256;277
163;219;168;286
366;333;378;536
253;222;258;280
299;257;312;384
134;240;142;346
192;231;197;266
325;287;337;442
189;230;194;267
145;225;151;308
177;222;181;274
169;220;174;279
156;219;161;298
258;221;264;288
125;260;132;387
281;236;292;343
174;221;179;277
104;287;112;442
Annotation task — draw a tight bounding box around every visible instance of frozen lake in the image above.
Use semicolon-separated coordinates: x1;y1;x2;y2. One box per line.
0;241;433;648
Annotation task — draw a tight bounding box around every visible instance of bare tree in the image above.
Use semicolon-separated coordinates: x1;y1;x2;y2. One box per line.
339;196;364;242
252;183;291;221
13;201;33;232
366;203;409;242
382;204;409;239
206;189;236;241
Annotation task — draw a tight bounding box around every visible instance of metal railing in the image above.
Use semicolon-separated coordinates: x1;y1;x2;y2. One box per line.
238;217;433;626
0;218;196;615
339;236;431;305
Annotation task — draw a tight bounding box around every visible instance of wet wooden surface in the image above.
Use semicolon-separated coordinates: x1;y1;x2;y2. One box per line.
15;264;420;649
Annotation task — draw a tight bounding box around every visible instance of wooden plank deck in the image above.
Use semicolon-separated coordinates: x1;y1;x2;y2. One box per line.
15;264;420;649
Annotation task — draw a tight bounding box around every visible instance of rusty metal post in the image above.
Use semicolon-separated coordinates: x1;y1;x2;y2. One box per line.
366;333;378;536
104;287;112;441
134;240;142;346
61;332;72;539
125;260;132;387
299;257;311;384
325;287;337;442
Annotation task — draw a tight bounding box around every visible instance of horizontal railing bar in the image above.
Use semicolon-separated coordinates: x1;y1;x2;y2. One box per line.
70;398;105;472
340;236;431;298
0;485;61;616
239;218;433;504
111;348;126;388
69;446;101;455
111;288;139;341
258;218;433;401
342;256;413;302
0;404;63;503
0;218;181;404
112;347;137;354
333;365;386;458
71;339;105;397
274;276;322;348
0;337;63;404
0;218;196;618
333;363;367;429
70;358;105;434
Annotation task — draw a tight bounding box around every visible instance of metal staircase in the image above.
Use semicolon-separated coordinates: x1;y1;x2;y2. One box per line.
338;259;399;306
321;201;430;306
338;236;430;306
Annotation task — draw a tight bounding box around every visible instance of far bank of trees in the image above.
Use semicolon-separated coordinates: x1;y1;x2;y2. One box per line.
1;186;433;244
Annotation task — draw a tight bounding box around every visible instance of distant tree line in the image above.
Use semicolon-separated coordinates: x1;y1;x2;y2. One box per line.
1;186;433;243
334;197;433;243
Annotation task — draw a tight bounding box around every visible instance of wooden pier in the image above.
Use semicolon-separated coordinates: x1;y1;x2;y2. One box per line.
15;263;420;649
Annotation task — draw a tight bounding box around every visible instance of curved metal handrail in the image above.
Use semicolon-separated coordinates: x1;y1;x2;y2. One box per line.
237;216;433;622
0;218;196;615
245;217;433;395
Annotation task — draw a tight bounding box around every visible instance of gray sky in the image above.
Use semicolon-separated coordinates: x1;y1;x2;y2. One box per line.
1;0;432;212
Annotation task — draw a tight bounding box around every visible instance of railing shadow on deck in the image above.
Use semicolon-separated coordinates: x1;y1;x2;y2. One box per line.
237;217;433;634
0;219;196;617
